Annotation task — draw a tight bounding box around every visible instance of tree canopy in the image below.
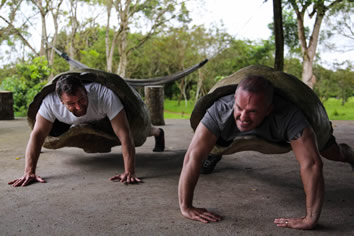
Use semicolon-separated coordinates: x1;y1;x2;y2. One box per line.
0;0;353;114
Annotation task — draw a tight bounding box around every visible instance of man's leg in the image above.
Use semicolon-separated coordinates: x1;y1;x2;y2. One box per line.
200;154;222;174
150;127;165;152
320;141;354;171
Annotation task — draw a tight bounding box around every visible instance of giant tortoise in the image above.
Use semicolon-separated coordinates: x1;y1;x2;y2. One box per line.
27;60;207;153
190;65;333;155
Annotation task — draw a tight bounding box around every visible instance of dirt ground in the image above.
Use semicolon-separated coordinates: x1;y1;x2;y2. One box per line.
1;118;353;236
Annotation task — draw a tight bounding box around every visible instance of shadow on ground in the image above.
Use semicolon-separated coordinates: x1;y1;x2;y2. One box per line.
1;119;353;235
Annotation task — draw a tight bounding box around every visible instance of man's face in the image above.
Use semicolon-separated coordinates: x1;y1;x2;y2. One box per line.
60;88;88;117
233;89;272;132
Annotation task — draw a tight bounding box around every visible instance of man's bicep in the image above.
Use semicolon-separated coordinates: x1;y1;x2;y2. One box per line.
290;127;322;165
110;109;130;138
186;123;218;162
33;113;53;138
103;88;124;120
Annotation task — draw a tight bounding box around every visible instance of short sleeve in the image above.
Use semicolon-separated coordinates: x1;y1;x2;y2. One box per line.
38;96;56;122
100;88;124;120
285;109;310;141
201;104;222;138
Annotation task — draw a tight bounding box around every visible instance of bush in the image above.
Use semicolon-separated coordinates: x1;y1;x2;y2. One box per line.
0;57;50;115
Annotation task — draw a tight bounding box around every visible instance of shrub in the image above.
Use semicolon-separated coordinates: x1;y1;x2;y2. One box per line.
0;57;50;115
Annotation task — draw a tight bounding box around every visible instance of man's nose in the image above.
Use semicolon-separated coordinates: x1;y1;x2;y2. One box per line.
75;103;81;110
240;111;248;120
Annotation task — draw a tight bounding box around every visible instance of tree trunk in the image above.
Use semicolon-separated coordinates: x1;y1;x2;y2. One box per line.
39;11;48;58
105;0;113;72
115;0;130;77
144;86;165;125
0;16;38;55
0;91;14;120
273;0;284;71
117;29;128;77
48;0;63;78
289;0;341;88
195;69;204;101
68;0;79;71
31;0;49;59
302;57;314;88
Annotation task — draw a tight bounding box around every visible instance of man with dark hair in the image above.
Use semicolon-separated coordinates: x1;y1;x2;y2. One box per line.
9;75;164;187
178;75;354;230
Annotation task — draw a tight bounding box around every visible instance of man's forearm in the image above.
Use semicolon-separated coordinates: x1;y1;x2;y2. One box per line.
301;164;324;225
121;139;136;173
179;157;201;210
24;133;44;174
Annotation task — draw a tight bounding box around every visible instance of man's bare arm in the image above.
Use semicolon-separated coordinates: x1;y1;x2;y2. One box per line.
9;113;53;187
109;109;141;184
274;127;324;229
178;123;221;223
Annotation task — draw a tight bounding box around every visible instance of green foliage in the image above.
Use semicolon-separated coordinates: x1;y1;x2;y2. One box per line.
284;57;303;79
323;97;354;120
164;99;195;119
332;67;354;105
268;9;309;54
0;0;353;109
163;97;354;121
127;24;216;100
209;38;274;79
313;65;336;102
314;63;354;104
0;57;50;114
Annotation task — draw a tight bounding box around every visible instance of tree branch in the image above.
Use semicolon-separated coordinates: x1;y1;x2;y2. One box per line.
0;15;38;55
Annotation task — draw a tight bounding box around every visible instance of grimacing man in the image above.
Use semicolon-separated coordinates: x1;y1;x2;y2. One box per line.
178;75;354;230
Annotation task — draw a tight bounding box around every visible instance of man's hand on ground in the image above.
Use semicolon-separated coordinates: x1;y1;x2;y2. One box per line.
109;172;142;184
274;217;317;230
181;206;222;223
8;174;46;187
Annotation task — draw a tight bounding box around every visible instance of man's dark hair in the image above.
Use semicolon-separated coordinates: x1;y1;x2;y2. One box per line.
235;75;274;106
55;74;86;99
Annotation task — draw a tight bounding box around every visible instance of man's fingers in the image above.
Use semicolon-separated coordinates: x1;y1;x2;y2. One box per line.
274;218;293;228
12;178;25;187
36;176;46;183
9;178;22;187
184;208;222;223
194;214;209;223
21;177;33;187
110;174;142;184
9;175;46;187
203;212;222;221
110;175;122;181
134;177;143;183
193;212;220;223
120;175;127;183
8;179;19;185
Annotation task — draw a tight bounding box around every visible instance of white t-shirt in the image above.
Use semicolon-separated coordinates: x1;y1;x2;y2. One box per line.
38;82;124;125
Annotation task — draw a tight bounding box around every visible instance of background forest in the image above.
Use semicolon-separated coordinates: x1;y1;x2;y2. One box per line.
0;0;353;119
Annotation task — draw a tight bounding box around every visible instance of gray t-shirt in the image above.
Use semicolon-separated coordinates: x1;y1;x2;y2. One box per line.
201;94;310;147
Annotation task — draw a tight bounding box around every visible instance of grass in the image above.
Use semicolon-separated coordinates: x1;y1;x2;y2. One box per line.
163;97;354;121
13;97;354;121
322;97;354;120
163;99;196;119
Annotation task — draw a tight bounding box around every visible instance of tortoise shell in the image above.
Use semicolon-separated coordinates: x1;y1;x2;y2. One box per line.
190;65;332;155
27;68;151;153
